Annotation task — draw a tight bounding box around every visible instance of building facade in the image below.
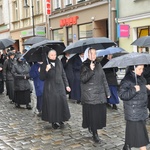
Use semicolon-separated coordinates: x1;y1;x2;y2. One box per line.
0;0;10;40
49;0;117;46
117;0;150;53
9;0;47;52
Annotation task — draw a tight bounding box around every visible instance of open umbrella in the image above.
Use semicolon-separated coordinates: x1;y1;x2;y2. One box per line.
103;52;150;69
63;37;116;54
0;38;15;49
23;40;65;62
103;52;150;85
131;36;150;47
23;37;49;45
96;47;125;57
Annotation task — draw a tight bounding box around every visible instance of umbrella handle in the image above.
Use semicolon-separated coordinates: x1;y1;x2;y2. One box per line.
134;65;137;85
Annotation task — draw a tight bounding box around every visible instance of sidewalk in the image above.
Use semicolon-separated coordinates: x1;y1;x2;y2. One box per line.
0;90;150;150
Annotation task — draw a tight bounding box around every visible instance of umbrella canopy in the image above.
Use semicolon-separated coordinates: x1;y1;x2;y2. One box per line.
103;52;150;69
23;40;66;62
23;37;49;45
96;47;125;57
131;36;150;47
0;38;15;49
63;37;116;54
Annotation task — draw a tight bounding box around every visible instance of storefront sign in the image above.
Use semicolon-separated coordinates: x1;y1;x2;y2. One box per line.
46;0;51;15
118;24;130;37
60;16;79;27
21;26;46;37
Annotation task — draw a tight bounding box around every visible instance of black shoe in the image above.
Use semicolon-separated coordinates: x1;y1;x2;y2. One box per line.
122;144;131;150
15;104;21;108
88;127;92;134
77;101;81;104
52;123;60;129
92;132;101;143
26;105;32;110
37;112;42;117
59;122;65;129
106;103;112;108
112;104;118;110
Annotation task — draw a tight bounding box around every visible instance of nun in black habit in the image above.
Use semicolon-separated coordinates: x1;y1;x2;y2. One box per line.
39;49;71;129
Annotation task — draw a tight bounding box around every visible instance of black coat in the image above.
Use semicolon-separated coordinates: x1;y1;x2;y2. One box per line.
101;56;118;85
119;71;148;121
80;59;110;105
71;54;82;101
39;58;71;123
11;61;31;91
3;58;16;81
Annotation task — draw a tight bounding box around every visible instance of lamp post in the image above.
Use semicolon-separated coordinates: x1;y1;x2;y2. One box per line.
24;0;35;36
108;0;112;40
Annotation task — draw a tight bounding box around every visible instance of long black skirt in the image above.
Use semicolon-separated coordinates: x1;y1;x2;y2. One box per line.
125;120;149;148
82;103;106;132
14;90;31;105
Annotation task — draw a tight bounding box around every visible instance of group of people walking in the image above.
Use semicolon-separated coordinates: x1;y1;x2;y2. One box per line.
0;46;150;150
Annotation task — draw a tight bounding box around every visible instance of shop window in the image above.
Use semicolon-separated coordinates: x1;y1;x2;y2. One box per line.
137;26;150;53
53;29;64;42
78;23;92;40
67;27;73;45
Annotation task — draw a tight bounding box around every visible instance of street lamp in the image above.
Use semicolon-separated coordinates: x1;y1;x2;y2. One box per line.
24;0;35;36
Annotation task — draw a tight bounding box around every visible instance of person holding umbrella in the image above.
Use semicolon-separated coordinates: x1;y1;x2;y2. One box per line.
80;47;110;143
39;49;71;129
119;65;150;150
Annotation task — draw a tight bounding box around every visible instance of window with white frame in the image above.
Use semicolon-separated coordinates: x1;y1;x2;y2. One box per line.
35;0;41;14
54;0;61;9
13;0;19;21
76;0;85;3
0;4;3;24
65;0;72;5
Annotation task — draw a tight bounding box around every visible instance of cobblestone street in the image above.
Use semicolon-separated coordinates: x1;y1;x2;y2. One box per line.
0;90;150;150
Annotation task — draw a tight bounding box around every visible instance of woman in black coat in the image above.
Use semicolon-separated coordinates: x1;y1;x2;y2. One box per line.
119;65;150;150
11;54;31;109
40;49;71;129
80;48;110;143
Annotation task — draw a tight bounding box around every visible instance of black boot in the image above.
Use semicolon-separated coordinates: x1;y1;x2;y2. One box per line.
92;131;101;143
112;104;118;110
52;123;60;129
122;144;131;150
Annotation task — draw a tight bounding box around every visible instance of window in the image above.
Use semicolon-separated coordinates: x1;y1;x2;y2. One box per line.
65;0;72;5
78;23;92;40
13;0;19;21
76;0;85;3
53;29;64;41
0;4;3;24
53;0;61;9
35;0;41;14
67;27;73;45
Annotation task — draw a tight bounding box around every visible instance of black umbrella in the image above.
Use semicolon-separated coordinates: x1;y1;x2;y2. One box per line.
103;52;150;85
63;37;116;54
23;40;66;62
131;36;150;47
0;38;15;49
103;52;150;69
23;36;49;45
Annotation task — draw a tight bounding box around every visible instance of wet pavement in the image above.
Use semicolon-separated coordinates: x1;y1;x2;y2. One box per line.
0;89;150;150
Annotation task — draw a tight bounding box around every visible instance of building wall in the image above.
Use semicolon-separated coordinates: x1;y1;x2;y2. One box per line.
50;0;117;46
117;0;150;53
119;0;150;18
